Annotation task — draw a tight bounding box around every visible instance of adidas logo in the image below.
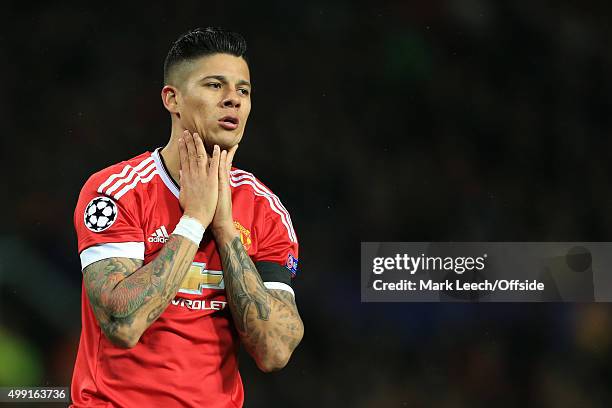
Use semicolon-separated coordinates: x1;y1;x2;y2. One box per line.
148;226;170;243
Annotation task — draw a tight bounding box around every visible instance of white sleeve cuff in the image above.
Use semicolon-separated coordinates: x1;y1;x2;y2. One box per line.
80;242;145;270
263;281;295;297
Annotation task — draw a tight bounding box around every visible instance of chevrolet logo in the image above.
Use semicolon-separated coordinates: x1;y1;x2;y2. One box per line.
178;262;224;294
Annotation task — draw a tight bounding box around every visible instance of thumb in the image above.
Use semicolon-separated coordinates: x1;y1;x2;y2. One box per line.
218;150;229;184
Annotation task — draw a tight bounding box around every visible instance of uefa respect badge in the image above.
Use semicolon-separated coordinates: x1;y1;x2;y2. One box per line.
285;253;298;275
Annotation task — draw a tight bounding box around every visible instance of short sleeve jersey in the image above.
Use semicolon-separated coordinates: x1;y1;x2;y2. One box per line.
70;148;298;408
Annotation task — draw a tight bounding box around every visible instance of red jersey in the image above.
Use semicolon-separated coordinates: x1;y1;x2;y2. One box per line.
71;148;298;408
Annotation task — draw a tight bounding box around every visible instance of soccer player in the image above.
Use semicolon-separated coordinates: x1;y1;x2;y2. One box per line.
70;27;304;407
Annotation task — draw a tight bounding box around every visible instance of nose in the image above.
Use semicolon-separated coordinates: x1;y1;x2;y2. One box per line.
221;89;240;109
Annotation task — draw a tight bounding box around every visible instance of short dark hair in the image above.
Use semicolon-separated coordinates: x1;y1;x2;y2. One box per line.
163;27;248;84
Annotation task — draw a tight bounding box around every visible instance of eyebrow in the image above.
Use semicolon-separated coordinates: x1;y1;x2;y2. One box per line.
201;75;252;88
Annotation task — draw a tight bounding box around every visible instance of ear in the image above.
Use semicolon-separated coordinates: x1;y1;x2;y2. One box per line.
161;85;180;116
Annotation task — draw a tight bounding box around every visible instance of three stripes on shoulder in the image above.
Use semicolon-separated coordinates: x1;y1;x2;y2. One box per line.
97;157;157;200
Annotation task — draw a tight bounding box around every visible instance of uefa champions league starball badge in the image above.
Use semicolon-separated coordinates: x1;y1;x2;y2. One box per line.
84;196;118;232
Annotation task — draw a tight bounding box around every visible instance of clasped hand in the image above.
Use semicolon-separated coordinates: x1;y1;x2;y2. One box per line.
177;130;238;235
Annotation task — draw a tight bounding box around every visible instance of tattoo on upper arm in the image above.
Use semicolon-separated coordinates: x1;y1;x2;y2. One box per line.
83;257;144;339
82;235;199;340
267;288;297;308
266;289;302;349
83;257;144;308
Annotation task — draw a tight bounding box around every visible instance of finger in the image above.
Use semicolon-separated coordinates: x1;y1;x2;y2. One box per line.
209;145;221;177
219;150;228;186
226;144;238;172
184;130;197;172
178;132;189;173
192;132;208;167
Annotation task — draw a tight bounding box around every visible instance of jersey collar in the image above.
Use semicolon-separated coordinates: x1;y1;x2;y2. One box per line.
152;148;179;199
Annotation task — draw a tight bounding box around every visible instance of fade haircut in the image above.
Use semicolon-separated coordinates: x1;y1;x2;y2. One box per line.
163;27;248;85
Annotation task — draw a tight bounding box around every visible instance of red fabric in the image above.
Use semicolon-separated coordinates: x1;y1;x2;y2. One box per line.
71;150;298;407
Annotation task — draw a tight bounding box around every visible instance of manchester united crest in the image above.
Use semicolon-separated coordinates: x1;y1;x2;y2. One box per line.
233;220;252;251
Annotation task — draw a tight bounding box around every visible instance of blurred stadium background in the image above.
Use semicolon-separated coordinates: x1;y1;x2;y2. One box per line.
2;1;612;406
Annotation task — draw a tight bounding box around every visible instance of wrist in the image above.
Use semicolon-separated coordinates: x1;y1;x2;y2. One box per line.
211;223;239;244
173;215;206;245
183;211;212;229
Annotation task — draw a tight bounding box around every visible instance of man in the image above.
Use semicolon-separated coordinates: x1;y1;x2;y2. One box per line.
71;27;304;407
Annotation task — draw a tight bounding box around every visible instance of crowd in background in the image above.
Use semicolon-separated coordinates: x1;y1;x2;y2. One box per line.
2;1;612;406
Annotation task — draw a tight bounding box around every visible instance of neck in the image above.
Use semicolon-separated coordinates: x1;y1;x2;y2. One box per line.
159;125;183;186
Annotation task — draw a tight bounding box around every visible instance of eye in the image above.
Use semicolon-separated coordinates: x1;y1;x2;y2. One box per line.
206;82;221;89
238;88;250;96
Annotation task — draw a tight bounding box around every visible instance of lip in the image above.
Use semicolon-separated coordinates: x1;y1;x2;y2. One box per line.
218;116;239;131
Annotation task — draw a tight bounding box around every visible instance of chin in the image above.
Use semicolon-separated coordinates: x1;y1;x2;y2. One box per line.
209;132;242;150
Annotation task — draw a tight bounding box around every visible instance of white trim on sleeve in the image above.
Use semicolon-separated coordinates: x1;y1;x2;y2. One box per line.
263;282;295;297
80;242;145;270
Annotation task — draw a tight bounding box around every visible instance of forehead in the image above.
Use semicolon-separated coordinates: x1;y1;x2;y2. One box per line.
186;53;250;82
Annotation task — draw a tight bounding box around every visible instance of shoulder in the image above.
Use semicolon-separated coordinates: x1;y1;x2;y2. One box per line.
81;151;157;201
230;167;288;211
230;167;297;243
230;167;275;195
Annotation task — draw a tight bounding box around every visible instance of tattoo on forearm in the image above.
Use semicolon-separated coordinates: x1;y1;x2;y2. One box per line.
219;237;303;363
221;237;270;332
83;235;197;341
